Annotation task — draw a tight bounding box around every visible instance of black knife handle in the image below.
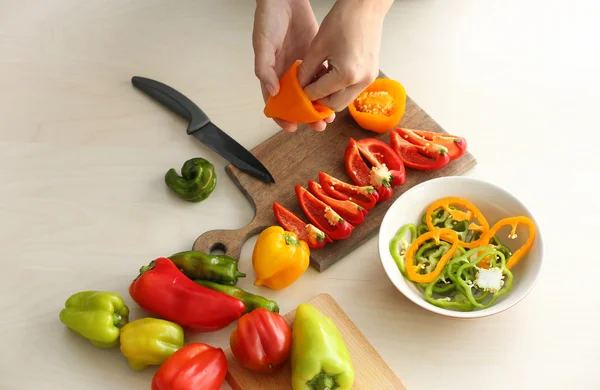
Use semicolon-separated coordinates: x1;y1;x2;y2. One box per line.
131;76;210;134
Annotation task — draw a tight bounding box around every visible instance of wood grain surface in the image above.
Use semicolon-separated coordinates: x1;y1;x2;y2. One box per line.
193;82;477;271
224;293;407;390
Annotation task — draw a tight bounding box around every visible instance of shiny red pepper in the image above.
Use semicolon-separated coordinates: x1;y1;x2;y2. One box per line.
272;202;330;248
129;258;245;332
318;171;379;210
308;180;367;226
295;185;354;241
356;138;406;186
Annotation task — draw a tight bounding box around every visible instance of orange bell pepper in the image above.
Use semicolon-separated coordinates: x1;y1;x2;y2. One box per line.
481;216;536;270
425;197;490;249
405;228;459;283
252;226;310;290
348;78;406;133
263;60;334;124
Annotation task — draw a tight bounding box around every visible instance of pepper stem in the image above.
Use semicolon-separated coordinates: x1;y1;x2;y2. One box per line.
284;233;300;247
112;313;124;328
307;373;336;390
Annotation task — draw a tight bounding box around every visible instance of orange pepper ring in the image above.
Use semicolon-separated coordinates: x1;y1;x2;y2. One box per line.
405;228;459;283
481;216;536;270
425;197;490;249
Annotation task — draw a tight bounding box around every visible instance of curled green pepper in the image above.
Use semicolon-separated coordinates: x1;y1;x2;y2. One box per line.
193;280;279;314
165;157;216;202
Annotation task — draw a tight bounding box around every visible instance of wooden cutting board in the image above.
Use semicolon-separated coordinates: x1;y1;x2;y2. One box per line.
224;293;407;390
192;73;476;271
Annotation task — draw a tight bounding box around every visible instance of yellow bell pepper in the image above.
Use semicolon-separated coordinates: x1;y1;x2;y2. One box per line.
119;318;184;371
252;226;310;290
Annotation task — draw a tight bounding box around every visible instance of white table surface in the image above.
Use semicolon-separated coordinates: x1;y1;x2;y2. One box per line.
2;1;599;389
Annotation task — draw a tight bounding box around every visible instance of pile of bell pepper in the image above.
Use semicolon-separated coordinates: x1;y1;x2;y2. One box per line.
60;245;355;389
59;250;281;389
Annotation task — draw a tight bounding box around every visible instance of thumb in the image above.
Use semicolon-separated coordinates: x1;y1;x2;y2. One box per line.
297;46;327;89
254;42;280;97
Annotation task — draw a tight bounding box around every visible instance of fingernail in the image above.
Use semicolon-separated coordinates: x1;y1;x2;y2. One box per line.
266;84;276;97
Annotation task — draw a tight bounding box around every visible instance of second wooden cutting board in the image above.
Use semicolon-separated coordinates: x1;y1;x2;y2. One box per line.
224;293;407;390
193;73;476;271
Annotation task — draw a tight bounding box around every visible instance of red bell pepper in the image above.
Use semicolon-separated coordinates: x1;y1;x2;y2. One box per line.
229;308;292;374
398;128;467;160
151;343;227;390
295;185;354;241
308;180;367;226
272;202;330;248
344;138;372;187
129;258;245;332
356;138;406;186
389;130;450;171
318;171;379;210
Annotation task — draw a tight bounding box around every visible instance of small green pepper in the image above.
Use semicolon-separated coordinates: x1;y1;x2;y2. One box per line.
193;279;279;314
168;250;246;285
165;157;216;202
59;291;130;348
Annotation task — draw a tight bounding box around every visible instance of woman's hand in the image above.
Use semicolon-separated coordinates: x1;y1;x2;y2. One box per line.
298;0;394;111
252;0;335;132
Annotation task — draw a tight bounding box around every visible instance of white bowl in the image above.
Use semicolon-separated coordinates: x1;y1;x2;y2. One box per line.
378;176;543;319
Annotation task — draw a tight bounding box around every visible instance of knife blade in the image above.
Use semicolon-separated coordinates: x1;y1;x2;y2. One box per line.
131;76;275;184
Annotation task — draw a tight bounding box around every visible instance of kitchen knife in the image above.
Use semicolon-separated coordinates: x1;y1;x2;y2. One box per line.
131;76;275;184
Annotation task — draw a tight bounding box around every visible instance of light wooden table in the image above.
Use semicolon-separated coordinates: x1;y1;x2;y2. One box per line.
1;1;598;389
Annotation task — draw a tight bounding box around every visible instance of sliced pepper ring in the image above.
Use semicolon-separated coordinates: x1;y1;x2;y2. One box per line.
425;197;490;248
405;228;459;283
481;216;536;269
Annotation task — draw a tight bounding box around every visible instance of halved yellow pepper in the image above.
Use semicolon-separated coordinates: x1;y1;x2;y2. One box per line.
348;78;406;133
252;226;310;290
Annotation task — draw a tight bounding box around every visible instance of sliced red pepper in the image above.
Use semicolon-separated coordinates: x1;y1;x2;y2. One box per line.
395;127;449;156
389;130;450;171
356;138;406;186
409;129;467;160
272;202;330;248
318;171;379;210
307;180;367;226
344;138;372;187
295;185;354;241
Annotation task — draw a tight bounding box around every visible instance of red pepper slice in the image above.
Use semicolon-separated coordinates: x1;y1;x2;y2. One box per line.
129;258;245;332
318;171;379;210
295;185;354;241
272;202;330;248
389;130;450;171
409;129;467;160
356;138;406;186
344;138;372;187
307;180;367;226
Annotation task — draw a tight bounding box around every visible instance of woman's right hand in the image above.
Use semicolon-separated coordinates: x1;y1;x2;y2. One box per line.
252;0;335;132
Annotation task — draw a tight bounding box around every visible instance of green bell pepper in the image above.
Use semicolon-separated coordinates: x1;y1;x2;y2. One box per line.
119;318;184;371
291;303;354;390
193;279;279;313
168;250;246;285
59;290;130;348
165;157;216;202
